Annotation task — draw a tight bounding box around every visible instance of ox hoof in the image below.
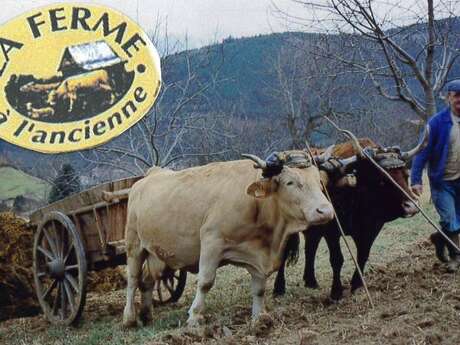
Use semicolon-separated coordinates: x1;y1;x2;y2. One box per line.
325;296;342;305
350;284;363;294
329;289;343;302
123;307;139;328
305;281;320;289
139;307;154;325
186;314;205;328
122;317;138;329
272;288;285;298
251;311;270;322
250;313;274;336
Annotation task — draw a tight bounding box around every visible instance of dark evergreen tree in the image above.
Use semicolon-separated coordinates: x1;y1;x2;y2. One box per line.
48;164;81;203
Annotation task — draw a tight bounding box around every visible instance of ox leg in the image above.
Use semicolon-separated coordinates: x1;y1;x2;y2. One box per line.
68;93;76;113
350;231;378;293
139;254;165;324
325;232;345;301
273;259;286;297
123;212;146;328
273;236;292;297
273;233;300;297
123;250;146;327
99;84;116;105
250;271;267;319
273;233;300;296
139;270;154;324
303;228;322;289
110;91;116;104
187;238;221;327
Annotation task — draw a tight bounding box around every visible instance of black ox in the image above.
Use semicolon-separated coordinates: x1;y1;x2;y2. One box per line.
274;132;428;300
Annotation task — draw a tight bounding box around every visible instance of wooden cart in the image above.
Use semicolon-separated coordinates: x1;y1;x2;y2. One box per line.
29;176;187;325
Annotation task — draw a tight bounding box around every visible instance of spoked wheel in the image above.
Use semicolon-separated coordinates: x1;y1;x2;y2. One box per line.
33;211;87;325
152;268;187;305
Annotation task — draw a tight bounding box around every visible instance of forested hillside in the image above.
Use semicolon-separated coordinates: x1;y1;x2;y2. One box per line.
1;17;459;182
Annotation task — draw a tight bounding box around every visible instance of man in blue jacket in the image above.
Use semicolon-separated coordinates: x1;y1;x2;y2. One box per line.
411;80;460;272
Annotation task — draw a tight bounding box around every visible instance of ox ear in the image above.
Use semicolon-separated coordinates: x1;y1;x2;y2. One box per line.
246;179;275;199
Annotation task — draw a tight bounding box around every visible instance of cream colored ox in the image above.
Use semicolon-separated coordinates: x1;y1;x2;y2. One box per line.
47;69;115;112
26;102;55;119
123;153;335;327
20;81;61;93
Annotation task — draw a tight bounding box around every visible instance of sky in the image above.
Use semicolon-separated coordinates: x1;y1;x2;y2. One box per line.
0;0;305;49
0;0;458;50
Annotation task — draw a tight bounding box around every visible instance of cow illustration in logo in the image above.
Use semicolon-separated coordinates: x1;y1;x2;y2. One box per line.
47;69;115;113
5;40;134;123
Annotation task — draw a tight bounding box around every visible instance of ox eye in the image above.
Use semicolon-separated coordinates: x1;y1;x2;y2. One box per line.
286;181;294;186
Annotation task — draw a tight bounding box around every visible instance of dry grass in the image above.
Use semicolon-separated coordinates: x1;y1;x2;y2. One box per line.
1;178;456;345
0;213;38;320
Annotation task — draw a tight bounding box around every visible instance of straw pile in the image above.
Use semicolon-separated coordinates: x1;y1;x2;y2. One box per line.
0;212;126;321
0;212;39;320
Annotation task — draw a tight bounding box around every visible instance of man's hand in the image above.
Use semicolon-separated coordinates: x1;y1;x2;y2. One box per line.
412;184;423;197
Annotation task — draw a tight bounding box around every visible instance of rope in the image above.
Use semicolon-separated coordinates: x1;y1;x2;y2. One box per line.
362;151;460;252
323;116;460;254
305;142;375;308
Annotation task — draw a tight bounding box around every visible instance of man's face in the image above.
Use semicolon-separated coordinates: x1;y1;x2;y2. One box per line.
448;91;460;115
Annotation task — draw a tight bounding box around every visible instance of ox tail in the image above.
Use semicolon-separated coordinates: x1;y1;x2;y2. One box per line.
285;233;300;267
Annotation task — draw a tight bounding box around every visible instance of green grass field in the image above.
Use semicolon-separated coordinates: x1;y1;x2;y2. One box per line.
0;167;50;201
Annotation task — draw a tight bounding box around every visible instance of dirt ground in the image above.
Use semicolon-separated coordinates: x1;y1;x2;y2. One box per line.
1;235;459;345
0;189;459;345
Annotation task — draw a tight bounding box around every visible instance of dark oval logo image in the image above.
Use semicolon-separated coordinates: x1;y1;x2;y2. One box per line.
0;4;161;153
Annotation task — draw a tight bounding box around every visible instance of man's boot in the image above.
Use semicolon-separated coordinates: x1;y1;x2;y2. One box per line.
446;232;460;273
430;232;448;263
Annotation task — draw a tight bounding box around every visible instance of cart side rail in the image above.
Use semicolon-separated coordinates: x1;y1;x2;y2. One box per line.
29;175;143;225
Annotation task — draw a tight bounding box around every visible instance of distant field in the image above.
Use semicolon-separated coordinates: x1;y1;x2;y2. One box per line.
0;167;50;200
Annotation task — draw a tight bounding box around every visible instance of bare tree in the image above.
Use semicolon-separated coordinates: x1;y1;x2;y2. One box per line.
79;25;235;179
269;41;341;148
268;36;381;147
273;0;460;121
265;33;423;149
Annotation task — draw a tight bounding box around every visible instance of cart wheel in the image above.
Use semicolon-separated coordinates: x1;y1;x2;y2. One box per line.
33;211;87;325
152;268;187;305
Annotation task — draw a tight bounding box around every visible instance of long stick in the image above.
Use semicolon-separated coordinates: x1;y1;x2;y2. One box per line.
324;116;460;253
362;150;460;252
305;142;375;308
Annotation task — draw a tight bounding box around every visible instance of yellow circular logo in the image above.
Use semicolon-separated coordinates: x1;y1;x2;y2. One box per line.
0;3;161;153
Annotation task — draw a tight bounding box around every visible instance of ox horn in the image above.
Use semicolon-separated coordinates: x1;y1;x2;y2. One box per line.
315;144;335;164
324;116;363;155
241;154;267;169
343;130;362;156
401;125;430;161
338;155;358;167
